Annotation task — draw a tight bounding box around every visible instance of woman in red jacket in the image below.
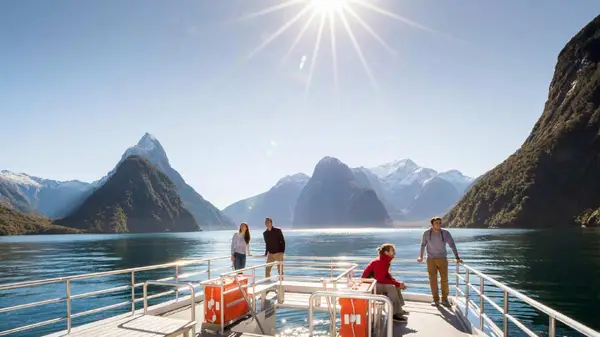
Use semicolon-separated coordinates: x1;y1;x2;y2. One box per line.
362;243;408;322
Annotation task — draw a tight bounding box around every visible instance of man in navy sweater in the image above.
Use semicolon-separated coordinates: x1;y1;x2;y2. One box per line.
263;217;285;278
362;243;408;322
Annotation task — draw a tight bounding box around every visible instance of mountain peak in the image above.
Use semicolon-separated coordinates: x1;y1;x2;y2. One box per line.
275;173;310;186
123;133;169;165
138;132;158;144
135;132;162;151
369;158;419;179
317;156;343;166
0;170;40;187
313;157;354;181
57;154;198;233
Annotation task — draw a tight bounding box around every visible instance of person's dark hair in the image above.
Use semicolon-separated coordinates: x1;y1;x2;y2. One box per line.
430;216;442;225
239;222;251;244
265;217;273;225
377;243;395;255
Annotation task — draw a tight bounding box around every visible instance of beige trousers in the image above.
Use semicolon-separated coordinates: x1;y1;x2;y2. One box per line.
265;252;284;278
427;258;449;301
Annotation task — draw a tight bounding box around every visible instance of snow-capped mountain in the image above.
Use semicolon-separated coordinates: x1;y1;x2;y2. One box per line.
368;159;420;180
368;160;474;193
437;170;475;194
273;173;311;189
363;159;474;220
93;133;169;188
0;170;91;217
92;133;235;230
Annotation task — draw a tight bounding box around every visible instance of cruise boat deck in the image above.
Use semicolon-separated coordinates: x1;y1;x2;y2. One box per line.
0;256;598;337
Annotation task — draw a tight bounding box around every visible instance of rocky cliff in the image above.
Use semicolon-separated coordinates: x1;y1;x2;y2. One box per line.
446;15;600;228
57;155;198;233
90;133;235;230
293;157;391;228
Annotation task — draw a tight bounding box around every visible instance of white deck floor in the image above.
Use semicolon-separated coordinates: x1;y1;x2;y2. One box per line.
46;314;195;337
397;301;472;337
44;280;475;337
165;293;474;336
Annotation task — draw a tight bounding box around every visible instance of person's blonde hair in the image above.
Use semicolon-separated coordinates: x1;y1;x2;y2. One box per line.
376;243;395;255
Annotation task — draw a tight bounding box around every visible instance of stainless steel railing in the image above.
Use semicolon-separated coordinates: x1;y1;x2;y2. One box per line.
1;255;599;337
207;260;360;334
454;263;600;337
143;280;197;336
0;255;231;336
308;291;394;337
286;256;600;337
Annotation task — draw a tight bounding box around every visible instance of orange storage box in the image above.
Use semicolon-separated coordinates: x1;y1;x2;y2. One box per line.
339;281;373;337
204;276;249;325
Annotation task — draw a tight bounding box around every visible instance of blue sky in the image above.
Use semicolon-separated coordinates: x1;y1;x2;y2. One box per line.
1;0;599;209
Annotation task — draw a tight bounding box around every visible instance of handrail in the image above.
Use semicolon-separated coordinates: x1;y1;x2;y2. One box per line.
331;264;358;283
308;291;394;337
143;280;196;336
0;255;229;336
0;256;230;291
1;255;598;337
457;264;600;337
219;261;280;278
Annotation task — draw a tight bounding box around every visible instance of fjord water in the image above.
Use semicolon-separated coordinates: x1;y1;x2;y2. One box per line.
0;228;598;337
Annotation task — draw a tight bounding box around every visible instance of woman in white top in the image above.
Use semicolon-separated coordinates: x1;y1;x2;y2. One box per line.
231;222;251;270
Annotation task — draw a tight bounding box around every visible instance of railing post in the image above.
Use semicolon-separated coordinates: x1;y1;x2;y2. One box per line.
143;283;148;314
252;269;256;312
331;280;337;337
455;261;459;298
549;316;556;337
207;260;211;280
66;280;72;333
479;277;485;329
278;262;284;304
131;271;135;315
465;269;470;316
220;281;225;334
175;265;180;301
330;259;333;278
367;298;372;337
503;290;509;337
347;269;352;285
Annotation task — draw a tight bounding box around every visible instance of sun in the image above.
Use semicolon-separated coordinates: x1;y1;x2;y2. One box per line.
309;0;348;14
232;0;451;97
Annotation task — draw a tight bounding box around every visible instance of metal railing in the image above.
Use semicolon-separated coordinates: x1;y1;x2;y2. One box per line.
1;255;599;337
455;263;600;337
308;291;394;337
202;259;361;334
286;255;438;289
0;255;231;336
143;280;197;336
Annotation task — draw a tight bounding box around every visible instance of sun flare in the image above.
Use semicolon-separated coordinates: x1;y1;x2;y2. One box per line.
309;0;348;14
233;0;451;97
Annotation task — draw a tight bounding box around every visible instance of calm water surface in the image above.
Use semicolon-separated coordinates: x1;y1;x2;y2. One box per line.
0;228;598;336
